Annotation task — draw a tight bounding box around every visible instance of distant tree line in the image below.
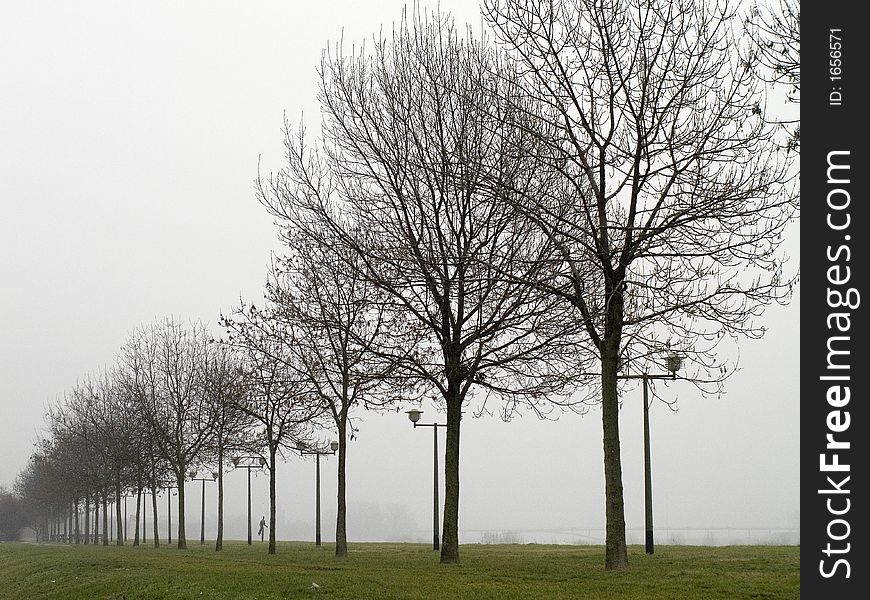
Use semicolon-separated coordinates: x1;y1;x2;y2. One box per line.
12;0;797;572
0;487;32;541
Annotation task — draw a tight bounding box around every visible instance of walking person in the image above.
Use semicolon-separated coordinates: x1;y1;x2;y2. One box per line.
258;516;267;542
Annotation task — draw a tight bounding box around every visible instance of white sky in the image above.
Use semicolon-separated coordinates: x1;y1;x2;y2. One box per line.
0;0;799;544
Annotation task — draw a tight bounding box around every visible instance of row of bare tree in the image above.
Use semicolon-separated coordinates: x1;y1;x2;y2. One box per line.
254;0;798;569
16;313;359;556
16;0;798;571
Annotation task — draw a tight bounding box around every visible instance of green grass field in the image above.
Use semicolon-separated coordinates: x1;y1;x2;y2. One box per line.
0;541;799;599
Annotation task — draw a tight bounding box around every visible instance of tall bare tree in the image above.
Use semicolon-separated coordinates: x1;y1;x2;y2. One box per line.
13;453;63;541
23;372;135;546
46;372;134;546
265;237;393;558
18;438;74;542
483;0;798;570
121;318;217;550
259;9;582;563
76;371;137;547
221;307;323;555
202;343;252;551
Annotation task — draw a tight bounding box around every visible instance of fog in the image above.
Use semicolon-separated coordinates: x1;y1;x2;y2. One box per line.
0;0;799;545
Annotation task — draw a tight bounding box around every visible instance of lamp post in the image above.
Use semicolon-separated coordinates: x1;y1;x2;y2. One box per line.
618;353;682;555
296;440;338;546
123;495;128;542
231;456;266;545
405;409;444;551
163;485;177;545
122;493;138;543
189;471;217;545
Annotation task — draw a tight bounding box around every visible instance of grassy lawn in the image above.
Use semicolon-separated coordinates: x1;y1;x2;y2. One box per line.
0;541;799;599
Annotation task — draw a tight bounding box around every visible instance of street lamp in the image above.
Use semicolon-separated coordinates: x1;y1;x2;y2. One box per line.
122;492;138;543
163;484;177;544
189;471;217;545
123;495;128;542
406;409;444;551
296;440;338;546
618;352;682;555
232;455;266;545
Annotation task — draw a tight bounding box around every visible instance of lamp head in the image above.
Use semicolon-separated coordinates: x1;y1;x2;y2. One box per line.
406;409;423;424
330;440;339;453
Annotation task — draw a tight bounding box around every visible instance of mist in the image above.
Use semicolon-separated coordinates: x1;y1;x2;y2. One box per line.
0;0;799;547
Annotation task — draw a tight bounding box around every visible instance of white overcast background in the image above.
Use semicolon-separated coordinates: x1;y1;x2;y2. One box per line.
0;1;799;545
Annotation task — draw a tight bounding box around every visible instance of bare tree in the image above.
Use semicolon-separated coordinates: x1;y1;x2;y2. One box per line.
45;372;135;546
50;388;99;545
265;237;394;558
14;447;69;542
67;376;110;545
13;452;65;542
482;0;798;570
202;342;252;551
221;306;323;555
0;487;31;541
121;318;217;550
39;416;92;544
23;387;130;546
259;8;582;563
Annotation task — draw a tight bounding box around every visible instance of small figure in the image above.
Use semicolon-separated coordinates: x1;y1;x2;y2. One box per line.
258;515;267;541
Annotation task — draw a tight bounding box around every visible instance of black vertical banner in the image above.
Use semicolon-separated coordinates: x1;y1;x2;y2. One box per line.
802;3;867;597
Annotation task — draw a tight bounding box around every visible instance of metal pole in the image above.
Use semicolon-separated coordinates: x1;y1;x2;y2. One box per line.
247;467;252;545
142;496;146;544
200;479;206;545
433;423;440;551
315;454;322;546
643;374;654;554
167;490;172;544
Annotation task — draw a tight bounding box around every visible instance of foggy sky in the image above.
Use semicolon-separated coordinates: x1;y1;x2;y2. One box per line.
0;0;799;544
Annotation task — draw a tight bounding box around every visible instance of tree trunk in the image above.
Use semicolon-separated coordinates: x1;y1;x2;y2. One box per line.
151;484;160;547
141;487;147;544
74;499;80;544
176;471;187;549
102;495;109;546
602;330;629;570
93;496;99;544
133;487;141;546
84;496;90;544
216;446;224;551
115;482;124;546
335;419;348;558
440;388;462;564
269;447;277;554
